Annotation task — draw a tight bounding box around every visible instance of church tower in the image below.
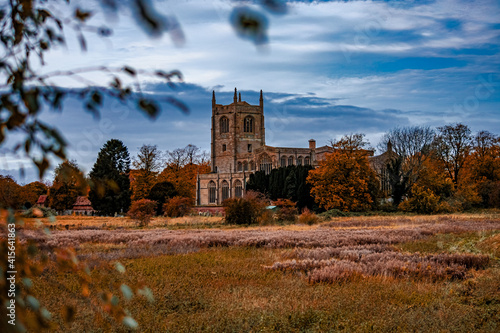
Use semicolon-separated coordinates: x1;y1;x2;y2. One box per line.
211;88;265;173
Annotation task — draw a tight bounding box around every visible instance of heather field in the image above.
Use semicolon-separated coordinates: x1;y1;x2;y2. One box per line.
18;213;500;332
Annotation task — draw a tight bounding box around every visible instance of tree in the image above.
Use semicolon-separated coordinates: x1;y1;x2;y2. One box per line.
21;181;48;206
48;160;87;211
159;144;210;200
163;196;192;217
131;144;162;201
0;175;22;209
148;181;178;215
128;199;157;227
433;123;473;185
379;126;435;206
89;139;131;215
307;134;379;212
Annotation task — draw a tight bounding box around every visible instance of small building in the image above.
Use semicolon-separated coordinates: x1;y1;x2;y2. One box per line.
36;195;48;207
73;196;95;215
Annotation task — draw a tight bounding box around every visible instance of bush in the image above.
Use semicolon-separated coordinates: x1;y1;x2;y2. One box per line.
298;208;321;225
22;206;56;218
128;199;157;226
320;209;349;218
274;198;298;222
163;196;192;217
398;185;440;214
223;191;267;225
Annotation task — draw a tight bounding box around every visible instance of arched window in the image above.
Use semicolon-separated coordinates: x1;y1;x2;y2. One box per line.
249;160;254;170
297;157;303;166
221;180;230;201
208;181;216;204
304;156;310;165
281;156;287;167
222;144;226;152
234;180;243;198
288;156;294;166
237;162;242;172
220;117;229;134
243;161;248;171
260;155;272;175
243;116;253;133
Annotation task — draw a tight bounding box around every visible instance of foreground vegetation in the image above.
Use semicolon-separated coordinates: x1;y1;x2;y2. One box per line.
14;214;499;332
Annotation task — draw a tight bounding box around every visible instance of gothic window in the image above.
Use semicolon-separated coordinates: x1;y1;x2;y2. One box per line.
220;117;229;134
260;155;272;175
222;144;226;152
244;116;254;133
221;180;230;201
248;144;252;152
235;180;243;198
237;162;242;172
304;156;310;165
208;181;216;204
297;157;303;165
249;160;254;170
243;161;248;171
281;156;287;167
288;156;294;166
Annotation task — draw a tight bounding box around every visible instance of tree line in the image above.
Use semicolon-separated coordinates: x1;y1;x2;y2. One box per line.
0;140;210;216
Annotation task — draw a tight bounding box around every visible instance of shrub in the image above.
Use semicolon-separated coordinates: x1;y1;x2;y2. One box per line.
128;199;157;226
274;198;298;222
22;206;57;218
223;190;267;225
163;196;192;217
298;208;321;225
320;209;349;219
398;185;440;214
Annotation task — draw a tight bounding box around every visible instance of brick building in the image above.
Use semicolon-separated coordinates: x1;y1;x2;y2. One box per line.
195;88;363;206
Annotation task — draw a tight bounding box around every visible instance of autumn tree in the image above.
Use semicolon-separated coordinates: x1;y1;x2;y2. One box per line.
467;131;500;207
379;126;435;206
48;160;87;211
131;144;162;200
307;134;379;212
158;144;210;200
21;181;49;206
89;139;131;216
0;175;22;209
433;123;473;185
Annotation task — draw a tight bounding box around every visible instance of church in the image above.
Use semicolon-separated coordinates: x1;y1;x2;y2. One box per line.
195;88;379;206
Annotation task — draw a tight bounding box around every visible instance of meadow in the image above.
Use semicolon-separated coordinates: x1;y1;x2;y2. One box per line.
19;213;500;332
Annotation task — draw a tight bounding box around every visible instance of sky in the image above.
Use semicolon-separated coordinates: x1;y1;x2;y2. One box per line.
1;0;500;184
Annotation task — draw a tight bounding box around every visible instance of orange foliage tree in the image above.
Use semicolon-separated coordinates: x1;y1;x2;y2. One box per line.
158;159;210;201
307;134;379;212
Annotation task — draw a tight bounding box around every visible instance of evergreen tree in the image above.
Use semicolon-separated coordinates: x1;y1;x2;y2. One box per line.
89;139;131;215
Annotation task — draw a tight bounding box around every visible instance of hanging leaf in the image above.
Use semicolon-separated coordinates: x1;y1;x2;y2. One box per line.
138;99;159;119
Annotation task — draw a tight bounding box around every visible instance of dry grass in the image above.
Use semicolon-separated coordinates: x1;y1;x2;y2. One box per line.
14;213;500;332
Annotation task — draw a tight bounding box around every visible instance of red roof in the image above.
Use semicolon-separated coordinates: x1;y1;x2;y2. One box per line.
36;195;48;205
73;196;94;211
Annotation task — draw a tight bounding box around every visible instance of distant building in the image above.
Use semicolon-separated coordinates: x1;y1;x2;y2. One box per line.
72;196;94;215
36;195;48;207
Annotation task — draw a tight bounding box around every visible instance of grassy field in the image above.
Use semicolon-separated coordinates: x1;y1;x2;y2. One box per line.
19;213;500;332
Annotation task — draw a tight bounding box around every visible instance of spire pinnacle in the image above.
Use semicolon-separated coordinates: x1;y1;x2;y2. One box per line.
212;90;216;107
238;92;241;102
234;87;237;104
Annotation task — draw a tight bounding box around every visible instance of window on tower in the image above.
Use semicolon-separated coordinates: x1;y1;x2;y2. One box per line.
222;144;226;152
244;116;254;133
220;117;229;134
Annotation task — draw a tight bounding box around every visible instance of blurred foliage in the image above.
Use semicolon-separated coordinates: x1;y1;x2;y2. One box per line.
128;198;157;227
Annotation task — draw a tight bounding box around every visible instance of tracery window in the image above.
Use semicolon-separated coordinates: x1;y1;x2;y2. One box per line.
260;155;272;175
281;156;287;167
244;116;254;133
235;180;243;198
220;117;229;134
237;162;242;172
208;181;216;204
288;156;294;166
304;156;310;165
221;180;230;201
297;157;303;165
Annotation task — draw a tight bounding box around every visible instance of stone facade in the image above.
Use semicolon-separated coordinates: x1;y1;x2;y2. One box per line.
196;88;355;206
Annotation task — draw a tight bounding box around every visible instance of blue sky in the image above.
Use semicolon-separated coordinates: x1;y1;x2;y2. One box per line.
1;0;500;183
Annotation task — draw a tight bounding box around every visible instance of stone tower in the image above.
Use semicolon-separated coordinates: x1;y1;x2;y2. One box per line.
211;88;265;173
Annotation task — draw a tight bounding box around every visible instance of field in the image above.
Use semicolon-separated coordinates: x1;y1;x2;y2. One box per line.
17;213;500;332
